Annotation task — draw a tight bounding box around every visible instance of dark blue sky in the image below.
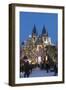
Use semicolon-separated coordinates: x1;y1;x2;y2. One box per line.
20;12;58;45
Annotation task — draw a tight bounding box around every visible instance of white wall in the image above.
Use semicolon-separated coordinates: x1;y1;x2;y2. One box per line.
0;0;66;90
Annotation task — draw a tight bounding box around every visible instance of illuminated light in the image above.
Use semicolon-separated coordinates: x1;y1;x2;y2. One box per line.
29;35;32;38
38;56;41;64
46;55;48;61
28;60;31;64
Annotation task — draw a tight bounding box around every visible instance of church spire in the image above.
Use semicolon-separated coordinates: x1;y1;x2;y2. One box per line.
42;26;46;35
32;24;38;36
42;26;48;36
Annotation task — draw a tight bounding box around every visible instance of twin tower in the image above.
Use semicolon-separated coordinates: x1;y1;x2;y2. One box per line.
31;25;51;46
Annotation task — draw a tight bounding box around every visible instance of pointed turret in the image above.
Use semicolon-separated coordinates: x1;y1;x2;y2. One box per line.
42;26;48;36
41;26;48;45
32;24;38;36
32;24;38;43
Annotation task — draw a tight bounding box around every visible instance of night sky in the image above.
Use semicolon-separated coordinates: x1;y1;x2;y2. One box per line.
20;12;58;45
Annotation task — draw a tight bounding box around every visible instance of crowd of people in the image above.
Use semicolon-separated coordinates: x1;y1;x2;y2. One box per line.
20;56;58;78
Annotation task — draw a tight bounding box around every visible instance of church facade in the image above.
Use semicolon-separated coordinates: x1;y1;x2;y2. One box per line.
20;25;57;66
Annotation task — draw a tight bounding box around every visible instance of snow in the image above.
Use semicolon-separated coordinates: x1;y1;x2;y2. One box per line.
30;68;54;77
20;67;56;78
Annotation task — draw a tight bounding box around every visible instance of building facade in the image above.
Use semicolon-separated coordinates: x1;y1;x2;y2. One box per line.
20;25;57;66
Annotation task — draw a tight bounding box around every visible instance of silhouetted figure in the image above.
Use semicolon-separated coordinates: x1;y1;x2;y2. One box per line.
46;63;50;73
54;64;58;76
24;60;30;77
23;56;30;77
40;62;44;70
29;64;33;73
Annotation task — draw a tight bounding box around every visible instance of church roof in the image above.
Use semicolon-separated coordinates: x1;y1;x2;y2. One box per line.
42;26;48;36
32;24;38;36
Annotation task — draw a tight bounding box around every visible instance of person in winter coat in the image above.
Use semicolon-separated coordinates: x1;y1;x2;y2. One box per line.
24;57;30;77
